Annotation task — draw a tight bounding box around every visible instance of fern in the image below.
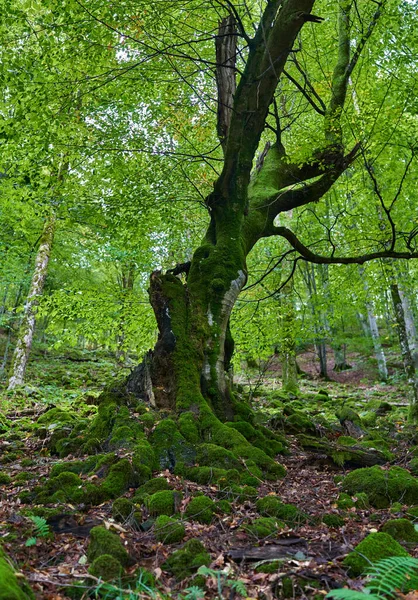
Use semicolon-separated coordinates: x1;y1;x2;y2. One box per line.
25;537;37;547
28;515;50;537
327;556;418;600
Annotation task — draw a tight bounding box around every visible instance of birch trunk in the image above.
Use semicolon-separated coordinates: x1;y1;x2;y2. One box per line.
7;216;56;390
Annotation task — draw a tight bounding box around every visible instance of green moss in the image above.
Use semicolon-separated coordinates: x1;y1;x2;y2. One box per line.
147;490;182;516
409;457;418;476
196;444;241;470
254;560;283;574
215;500;232;514
37;408;75;426
109;426;136;449
355;492;369;509
337;493;355;510
87;526;130;566
112;498;134;521
244;517;281;538
256;496;282;517
88;555;123;581
35;471;84;504
336;407;361;425
178;412;199;444
343;532;409;576
185;496;215;524
14;472;31;484
0;473;11;485
20;459;35;468
179;466;240;486
0;546;34;599
163;539;210;580
381;518;418;543
362;412;377;427
338;436;357;446
154;516;185;544
150;420;195;470
100;459;137;499
390;502;403;513
343;466;418;509
323;514;345;528
284;412;316;434
274;503;306;524
134;477;170;503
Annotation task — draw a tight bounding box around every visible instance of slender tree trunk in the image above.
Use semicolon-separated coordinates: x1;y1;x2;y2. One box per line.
390;282;418;421
303;264;328;379
398;286;418;370
115;262;136;362
359;267;388;381
280;282;298;394
7;215;56;390
357;312;370;338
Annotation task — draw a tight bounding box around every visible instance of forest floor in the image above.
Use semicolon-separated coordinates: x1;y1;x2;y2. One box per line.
0;343;417;599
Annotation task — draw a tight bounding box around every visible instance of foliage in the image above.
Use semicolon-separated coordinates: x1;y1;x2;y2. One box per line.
25;515;50;547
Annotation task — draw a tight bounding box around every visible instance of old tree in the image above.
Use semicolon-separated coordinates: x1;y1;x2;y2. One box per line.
4;0;418;480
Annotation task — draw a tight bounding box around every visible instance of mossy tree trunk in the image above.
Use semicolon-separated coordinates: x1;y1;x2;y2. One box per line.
125;0;379;421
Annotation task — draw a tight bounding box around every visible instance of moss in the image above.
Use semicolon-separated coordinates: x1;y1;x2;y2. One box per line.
154;515;185;544
87;526;130;566
244;517;281;538
337;493;355;510
134;477;170;503
0;546;34;599
185;496;215;524
274;503;306;524
137;412;156;428
88;554;123;581
281;576;294;598
390;502;403;513
256;495;282;517
147;490;182;516
109;426;136;449
179;466;240;486
254;560;283;574
20;459;35;468
409;457;418;476
178;412;199;444
0;473;11;485
355;492;369;509
343;532;409;576
323;514;345;528
163;539;210;580
343;466;418;509
381;518;418;543
196;443;241;470
14;472;31;484
284;412;316;434
36;471;84;504
112;498;134;521
336;407;361;425
338;436;357;446
37;408;75;426
100;459;137;499
362;412;377;427
215;500;232;514
150;420;195;470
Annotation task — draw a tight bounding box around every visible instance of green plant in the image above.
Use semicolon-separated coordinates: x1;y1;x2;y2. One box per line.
25;515;50;547
197;566;247;599
326;556;418;600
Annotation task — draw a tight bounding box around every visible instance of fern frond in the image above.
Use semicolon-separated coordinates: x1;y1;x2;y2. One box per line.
25;537;37;547
28;515;50;538
366;556;418;598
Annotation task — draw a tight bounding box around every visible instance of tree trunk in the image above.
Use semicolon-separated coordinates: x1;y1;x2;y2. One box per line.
303;264;328;379
390;282;418;421
7;215;56;390
115;262;136;363
359;266;388;381
398;285;418;370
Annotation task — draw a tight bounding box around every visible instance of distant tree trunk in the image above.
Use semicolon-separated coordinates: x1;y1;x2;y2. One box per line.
280;282;298;394
303;264;328;379
390;282;418;421
333;343;351;372
115;261;136;363
359;267;388;381
399;286;418;370
7;215;56;390
357;312;370;338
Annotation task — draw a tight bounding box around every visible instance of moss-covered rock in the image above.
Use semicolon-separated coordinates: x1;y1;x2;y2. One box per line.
0;473;11;485
343;532;409;576
343;466;418;509
87;526;130;566
337;493;355;510
134;477;170;504
185;496;215;524
274;503;307;524
255;560;283;574
0;546;34;599
406;506;418;520
37;408;75;426
381;518;418;544
215;500;232;514
112;498;134;522
409;457;418;476
284;412;316;435
336;407;361;425
88;554;123;581
196;444;241;470
163;539;211;580
147;490;182;516
154;515;185;544
323;514;345;528
256;495;282;517
244;517;282;538
35;471;85;504
150;420;195;470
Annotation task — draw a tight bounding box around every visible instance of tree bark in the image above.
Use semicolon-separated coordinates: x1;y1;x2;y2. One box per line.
280;282;298;394
7;215;56;390
390;282;418;421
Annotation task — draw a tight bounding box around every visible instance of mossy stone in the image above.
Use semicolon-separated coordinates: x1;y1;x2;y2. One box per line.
112;498;134;521
323;514;345;528
163;539;210;580
256;496;282;517
343;532;409;576
343;466;418;509
336;407;361;425
337;493;355;510
100;459;137;499
134;477;170;503
37;408;75;426
196;444;241;470
355;492;369;509
150;420;195;470
338;436;357;447
390;502;403;513
147;490;181;516
274;503;306;524
87;526;130;566
215;500;232;514
0;473;11;485
406;506;418;519
0;546;34;599
381;519;418;543
154;516;185;544
244;517;281;538
185;496;215;524
409;457;418;476
88;554;123;581
284;412;316;434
